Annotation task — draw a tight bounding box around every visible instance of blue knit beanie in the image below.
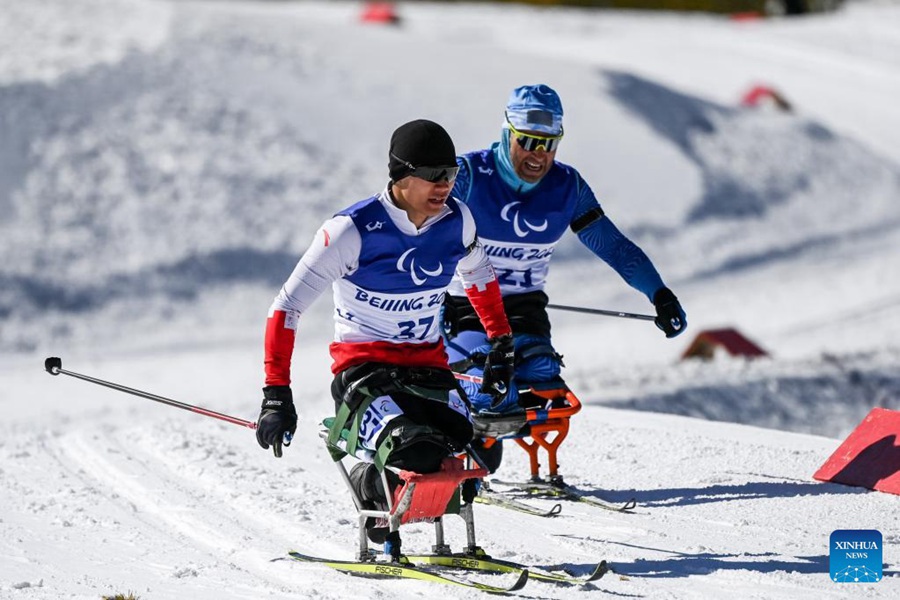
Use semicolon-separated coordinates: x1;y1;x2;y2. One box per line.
505;84;564;135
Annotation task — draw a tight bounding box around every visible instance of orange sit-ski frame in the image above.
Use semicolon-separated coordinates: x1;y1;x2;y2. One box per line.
482;384;582;482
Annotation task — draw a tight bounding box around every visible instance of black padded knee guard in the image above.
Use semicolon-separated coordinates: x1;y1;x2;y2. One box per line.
378;416;453;474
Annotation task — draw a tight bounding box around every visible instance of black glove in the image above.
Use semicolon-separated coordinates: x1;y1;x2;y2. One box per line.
440;297;458;339
256;385;297;458
653;287;687;338
480;334;515;408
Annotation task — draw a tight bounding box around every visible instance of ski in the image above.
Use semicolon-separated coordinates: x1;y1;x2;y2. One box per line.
404;552;608;585
287;551;529;593
489;479;637;513
475;488;563;517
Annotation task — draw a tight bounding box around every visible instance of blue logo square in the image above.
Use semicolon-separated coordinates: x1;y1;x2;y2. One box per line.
830;529;882;583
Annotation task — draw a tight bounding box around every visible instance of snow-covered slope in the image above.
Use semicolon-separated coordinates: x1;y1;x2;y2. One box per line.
4;345;897;599
2;0;899;597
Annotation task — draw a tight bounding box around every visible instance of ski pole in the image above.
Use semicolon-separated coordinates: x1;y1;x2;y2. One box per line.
44;356;258;430
455;372;485;386
546;303;655;322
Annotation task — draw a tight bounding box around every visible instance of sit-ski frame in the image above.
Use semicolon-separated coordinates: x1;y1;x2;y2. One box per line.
332;450;489;561
456;374;582;483
511;384;582;482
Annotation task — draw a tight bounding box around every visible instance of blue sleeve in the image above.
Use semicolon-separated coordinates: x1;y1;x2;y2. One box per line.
572;178;665;303
452;156;472;205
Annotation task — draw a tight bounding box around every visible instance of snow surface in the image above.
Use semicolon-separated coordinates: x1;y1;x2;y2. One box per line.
2;0;900;598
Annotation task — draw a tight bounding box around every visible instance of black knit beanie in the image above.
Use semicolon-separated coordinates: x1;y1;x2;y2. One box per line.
388;119;457;182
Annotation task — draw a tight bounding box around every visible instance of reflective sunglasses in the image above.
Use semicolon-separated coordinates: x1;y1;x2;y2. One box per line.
506;115;563;153
391;153;459;183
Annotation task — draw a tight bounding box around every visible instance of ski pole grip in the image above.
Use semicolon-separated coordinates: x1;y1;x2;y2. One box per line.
45;357;62;376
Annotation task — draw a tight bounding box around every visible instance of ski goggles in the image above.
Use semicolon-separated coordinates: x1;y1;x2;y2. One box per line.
506;115;564;153
390;153;459;183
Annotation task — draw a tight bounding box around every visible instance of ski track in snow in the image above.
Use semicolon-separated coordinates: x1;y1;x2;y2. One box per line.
4;399;899;598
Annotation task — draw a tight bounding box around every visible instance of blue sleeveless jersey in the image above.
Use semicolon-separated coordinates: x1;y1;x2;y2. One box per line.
453;149;580;295
333;194;468;343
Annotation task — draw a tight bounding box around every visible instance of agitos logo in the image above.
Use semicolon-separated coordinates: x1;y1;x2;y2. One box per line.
830;530;882;583
501;201;548;238
396;248;443;286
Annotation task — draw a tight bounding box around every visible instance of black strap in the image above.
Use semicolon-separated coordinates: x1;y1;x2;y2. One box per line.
570;206;605;233
449;352;486;373
448;290;551;338
326;364;466;471
335;364;461;409
516;340;565;368
449;339;563;374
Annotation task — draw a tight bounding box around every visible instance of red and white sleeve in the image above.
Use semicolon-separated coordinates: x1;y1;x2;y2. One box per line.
455;205;512;339
264;217;359;386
